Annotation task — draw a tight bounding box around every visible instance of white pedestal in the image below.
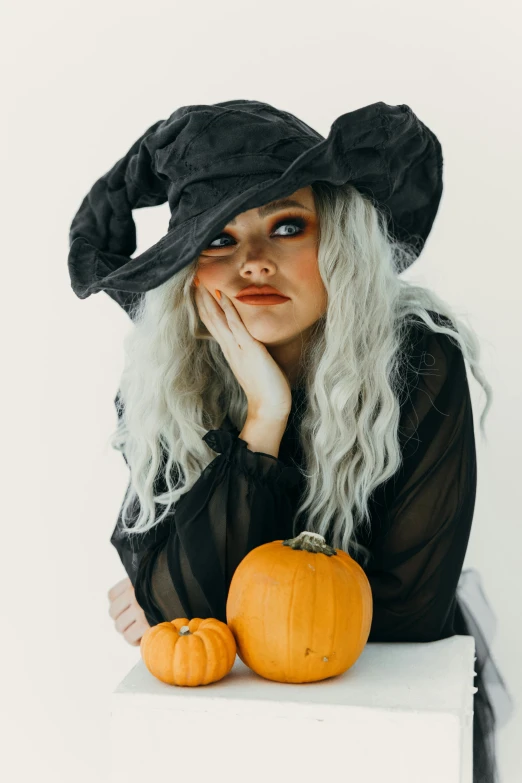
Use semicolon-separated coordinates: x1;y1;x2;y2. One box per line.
110;635;475;783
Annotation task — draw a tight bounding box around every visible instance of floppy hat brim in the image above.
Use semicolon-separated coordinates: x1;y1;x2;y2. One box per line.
68;102;442;303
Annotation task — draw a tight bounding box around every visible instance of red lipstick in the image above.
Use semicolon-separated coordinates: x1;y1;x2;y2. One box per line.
236;294;290;305
235;284;290;305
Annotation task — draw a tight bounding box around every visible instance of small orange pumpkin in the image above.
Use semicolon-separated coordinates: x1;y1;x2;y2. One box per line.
226;531;373;683
140;617;237;686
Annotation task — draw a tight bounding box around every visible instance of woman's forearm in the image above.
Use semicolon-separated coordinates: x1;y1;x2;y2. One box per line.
239;413;289;459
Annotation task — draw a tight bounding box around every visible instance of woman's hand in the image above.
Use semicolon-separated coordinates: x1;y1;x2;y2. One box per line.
194;279;292;420
108;577;151;647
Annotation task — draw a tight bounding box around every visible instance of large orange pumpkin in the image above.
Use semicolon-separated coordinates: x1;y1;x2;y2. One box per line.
226;531;373;683
140;617;237;686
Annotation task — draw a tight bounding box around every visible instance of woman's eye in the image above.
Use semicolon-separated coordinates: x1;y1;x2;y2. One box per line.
206;216;307;249
207;235;233;249
272;217;306;237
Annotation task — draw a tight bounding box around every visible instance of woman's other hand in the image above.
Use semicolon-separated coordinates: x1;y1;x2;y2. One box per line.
108;576;151;647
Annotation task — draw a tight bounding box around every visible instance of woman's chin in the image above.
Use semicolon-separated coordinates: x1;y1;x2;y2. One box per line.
248;329;297;347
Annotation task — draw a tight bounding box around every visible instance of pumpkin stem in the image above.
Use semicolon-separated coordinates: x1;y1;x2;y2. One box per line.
179;625;191;635
282;531;337;557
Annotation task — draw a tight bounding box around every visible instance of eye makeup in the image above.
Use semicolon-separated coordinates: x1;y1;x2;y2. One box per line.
271;214;307;235
202;210;313;252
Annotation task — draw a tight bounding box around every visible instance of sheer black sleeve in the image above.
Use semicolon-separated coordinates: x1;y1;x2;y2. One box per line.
109;392;302;628
365;320;477;643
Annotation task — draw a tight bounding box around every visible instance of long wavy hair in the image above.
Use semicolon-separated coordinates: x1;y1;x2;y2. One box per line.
108;181;493;566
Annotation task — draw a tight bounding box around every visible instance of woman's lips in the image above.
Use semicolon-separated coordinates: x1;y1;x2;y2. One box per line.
235;294;290;305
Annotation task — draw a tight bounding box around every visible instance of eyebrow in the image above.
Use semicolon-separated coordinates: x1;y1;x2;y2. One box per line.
227;198;313;225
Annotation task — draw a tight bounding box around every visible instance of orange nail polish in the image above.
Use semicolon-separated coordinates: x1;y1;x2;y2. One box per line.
215;289;222;300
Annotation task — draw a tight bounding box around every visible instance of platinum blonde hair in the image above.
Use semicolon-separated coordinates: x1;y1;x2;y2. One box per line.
109;182;493;566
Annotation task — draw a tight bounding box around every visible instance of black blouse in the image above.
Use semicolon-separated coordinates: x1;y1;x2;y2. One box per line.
110;314;505;783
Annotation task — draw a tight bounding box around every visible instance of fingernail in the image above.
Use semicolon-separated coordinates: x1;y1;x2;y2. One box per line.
215;289;222;301
194;276;200;288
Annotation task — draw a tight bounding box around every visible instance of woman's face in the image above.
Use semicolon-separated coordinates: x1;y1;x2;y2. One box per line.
194;186;327;349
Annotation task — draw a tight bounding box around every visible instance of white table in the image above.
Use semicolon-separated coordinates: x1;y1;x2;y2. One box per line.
110;634;476;783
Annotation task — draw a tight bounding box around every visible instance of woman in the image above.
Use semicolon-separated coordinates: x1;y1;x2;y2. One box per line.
68;101;512;783
106;181;512;782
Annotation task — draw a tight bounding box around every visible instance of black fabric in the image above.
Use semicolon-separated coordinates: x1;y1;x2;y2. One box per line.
68;100;443;309
110;316;507;782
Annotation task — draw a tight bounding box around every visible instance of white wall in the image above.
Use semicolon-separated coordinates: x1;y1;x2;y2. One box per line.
2;0;520;780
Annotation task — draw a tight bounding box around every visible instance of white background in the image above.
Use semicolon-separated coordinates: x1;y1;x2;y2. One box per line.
2;0;520;780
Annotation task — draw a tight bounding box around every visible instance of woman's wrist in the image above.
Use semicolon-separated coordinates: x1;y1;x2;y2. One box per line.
238;412;289;459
